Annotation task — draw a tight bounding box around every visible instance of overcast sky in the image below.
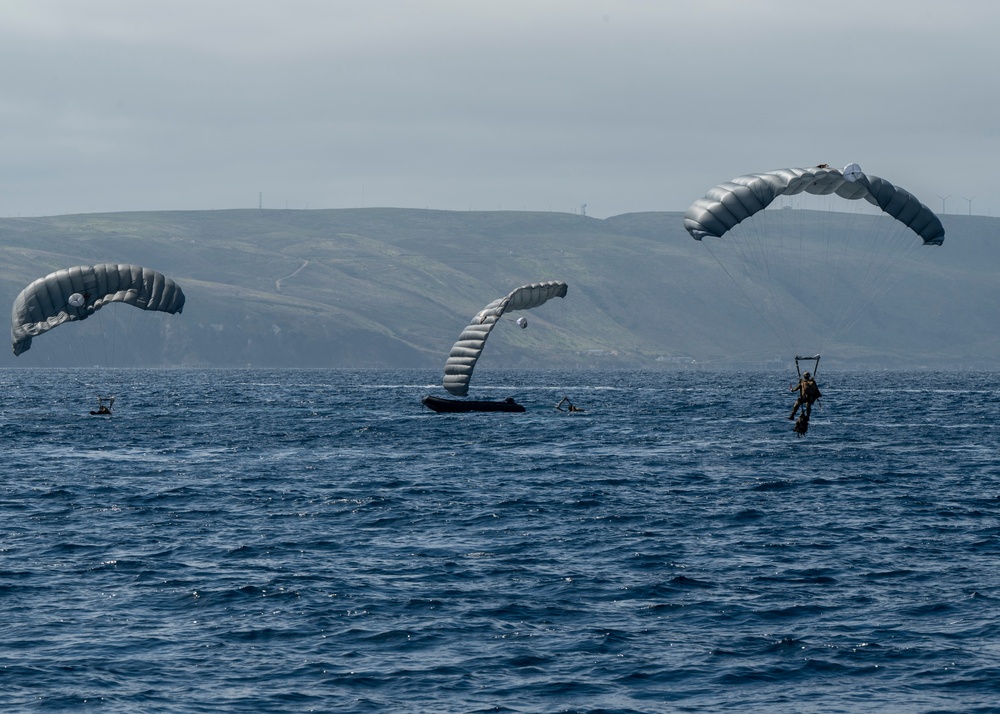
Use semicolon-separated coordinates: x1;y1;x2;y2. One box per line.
2;0;997;219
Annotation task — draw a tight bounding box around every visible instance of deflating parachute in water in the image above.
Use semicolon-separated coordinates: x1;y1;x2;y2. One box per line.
683;164;944;245
442;280;568;397
11;263;186;355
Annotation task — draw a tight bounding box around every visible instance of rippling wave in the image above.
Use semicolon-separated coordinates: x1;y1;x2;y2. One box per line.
2;368;999;712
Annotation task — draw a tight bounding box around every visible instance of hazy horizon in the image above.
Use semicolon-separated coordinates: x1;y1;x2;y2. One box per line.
2;1;998;220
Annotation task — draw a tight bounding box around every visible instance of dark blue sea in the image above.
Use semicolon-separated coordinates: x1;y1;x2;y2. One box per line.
3;368;1000;713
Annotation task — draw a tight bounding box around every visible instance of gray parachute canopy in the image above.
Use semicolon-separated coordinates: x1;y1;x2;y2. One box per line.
683;165;945;245
11;263;186;356
443;280;568;397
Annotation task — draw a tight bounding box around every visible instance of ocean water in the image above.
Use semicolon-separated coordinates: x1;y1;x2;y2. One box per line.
2;368;1000;713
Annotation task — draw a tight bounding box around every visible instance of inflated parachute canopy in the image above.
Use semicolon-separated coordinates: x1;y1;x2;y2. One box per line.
683;164;945;246
443;280;568;397
11;263;186;356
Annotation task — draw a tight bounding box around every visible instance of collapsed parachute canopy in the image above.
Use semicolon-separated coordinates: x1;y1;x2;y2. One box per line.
11;263;186;355
442;280;568;396
683;164;944;246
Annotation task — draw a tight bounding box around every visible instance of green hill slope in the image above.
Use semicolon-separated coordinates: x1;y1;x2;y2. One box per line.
1;208;997;369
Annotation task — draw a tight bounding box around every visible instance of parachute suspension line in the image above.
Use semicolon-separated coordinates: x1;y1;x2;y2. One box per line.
829;234;923;344
732;204;804;351
744;194;922;358
98;306;117;369
119;301;143;365
809;194;862;356
752;205;790;333
815;202;868;349
782;193;867;356
795;354;820;378
797;200;836;354
109;306;124;368
104;307;116;368
703;236;797;352
704;204;784;354
822;211;877;346
822;208;925;346
817;196;847;354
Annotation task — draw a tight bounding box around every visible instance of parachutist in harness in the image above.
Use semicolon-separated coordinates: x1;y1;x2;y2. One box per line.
787;356;821;435
556;396;584;412
789;371;821;420
91;395;114;416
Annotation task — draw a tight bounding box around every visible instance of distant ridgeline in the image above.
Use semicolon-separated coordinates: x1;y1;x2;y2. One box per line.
0;208;996;369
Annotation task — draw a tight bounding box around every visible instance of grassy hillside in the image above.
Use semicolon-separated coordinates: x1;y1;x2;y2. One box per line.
1;208;998;370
